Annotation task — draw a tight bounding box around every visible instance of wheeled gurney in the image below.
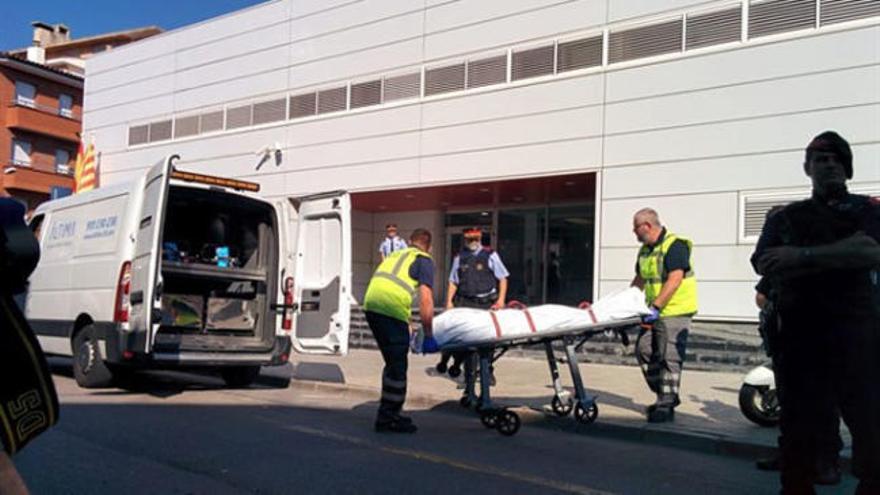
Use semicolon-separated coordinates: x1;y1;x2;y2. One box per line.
441;311;642;436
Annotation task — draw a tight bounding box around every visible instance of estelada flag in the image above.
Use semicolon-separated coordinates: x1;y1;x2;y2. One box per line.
73;141;97;193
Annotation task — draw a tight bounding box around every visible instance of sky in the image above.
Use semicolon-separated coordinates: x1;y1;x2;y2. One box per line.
0;0;268;51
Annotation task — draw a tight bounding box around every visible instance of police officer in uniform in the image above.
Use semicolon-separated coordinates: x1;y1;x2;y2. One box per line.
630;208;698;423
363;228;438;433
436;227;510;375
752;131;880;494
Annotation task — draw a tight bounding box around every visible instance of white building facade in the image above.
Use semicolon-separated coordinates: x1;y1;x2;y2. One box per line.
82;0;880;322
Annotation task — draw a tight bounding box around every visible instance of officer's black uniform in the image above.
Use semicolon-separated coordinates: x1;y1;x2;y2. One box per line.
752;190;880;493
454;248;500;308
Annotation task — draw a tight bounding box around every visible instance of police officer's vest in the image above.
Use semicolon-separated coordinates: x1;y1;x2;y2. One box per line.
637;233;698;317
363;247;431;322
457;248;497;297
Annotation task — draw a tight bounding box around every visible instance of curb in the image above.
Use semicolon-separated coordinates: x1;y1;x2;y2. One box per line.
272;374;784;462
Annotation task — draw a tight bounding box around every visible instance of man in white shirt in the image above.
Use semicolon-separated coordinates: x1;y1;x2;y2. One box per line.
378;223;408;261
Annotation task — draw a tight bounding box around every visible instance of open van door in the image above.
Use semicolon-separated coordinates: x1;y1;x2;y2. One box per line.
280;191;351;355
129;155;176;351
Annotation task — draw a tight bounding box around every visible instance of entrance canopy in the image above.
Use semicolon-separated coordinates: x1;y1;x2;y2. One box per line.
352;173;595;212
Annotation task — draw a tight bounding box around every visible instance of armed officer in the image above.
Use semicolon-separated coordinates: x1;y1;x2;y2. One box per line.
752;131;880;494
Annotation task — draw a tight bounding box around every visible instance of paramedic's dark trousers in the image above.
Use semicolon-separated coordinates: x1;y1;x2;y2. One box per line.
439;295;496;370
777;314;880;493
635;317;690;406
365;311;410;423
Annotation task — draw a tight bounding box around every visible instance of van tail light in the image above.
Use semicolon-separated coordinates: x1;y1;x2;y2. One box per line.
282;276;294;332
114;261;132;323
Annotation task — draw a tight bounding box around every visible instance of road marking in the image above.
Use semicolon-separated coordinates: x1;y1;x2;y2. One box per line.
257;416;613;495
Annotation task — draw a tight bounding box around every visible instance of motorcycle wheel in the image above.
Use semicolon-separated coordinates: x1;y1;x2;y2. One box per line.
739;384;780;427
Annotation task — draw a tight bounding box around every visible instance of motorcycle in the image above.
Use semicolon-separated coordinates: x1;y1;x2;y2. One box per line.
739;362;780;427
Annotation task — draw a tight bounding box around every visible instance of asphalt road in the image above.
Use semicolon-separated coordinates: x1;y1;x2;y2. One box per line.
13;363;857;495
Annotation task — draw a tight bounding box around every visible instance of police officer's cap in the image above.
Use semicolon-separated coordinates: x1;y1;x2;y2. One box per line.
463;227;482;238
806;131;853;179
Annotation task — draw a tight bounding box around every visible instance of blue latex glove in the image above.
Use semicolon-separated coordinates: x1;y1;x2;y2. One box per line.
642;306;660;324
422;336;440;354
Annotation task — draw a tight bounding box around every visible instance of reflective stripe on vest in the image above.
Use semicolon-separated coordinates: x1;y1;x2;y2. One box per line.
363;247;431;322
638;233;698;317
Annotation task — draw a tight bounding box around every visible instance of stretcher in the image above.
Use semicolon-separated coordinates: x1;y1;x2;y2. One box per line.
440;303;641;437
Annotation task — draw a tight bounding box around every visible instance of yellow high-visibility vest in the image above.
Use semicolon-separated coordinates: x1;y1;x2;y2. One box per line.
363;247;431;322
637;232;698;317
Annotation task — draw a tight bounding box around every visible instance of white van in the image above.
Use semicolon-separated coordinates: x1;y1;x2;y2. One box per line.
26;155;351;388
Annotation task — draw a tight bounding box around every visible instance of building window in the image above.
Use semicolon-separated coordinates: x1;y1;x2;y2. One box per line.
11;139;32;166
15;81;36;108
55;149;71;175
59;94;74;118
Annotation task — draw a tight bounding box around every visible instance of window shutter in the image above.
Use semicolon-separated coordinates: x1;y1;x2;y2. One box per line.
466;55;507;89
199;110;224;133
129;125;149;145
149;120;172;142
743;197;793;238
290;92;317;119
511;44;555;80
317;86;347;114
351;79;382;108
425;63;466;96
252;98;286;124
174;115;199;138
749;0;816;39
557;36;603;72
225;104;252;129
383;72;421;101
686;7;742;50
820;0;880;25
609;19;683;64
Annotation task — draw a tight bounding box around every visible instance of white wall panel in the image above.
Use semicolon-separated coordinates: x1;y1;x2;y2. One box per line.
421;106;602;155
87;125;129;154
691;281;762;320
286;105;421;147
175;22;290;71
170;1;289;51
269;158;422;196
424;1;606;60
290;0;363;19
86;74;175;112
284;133;420;171
604;104;880;166
288;39;423;89
175;46;290;92
84;96;173;128
173;68;289;112
426;0;578;32
607;0;715;23
422;74;605;127
87;56;175;93
606;65;880;135
606;26;880;102
601;245;759;281
86;34;176;75
601;192;739;247
420;138;602;183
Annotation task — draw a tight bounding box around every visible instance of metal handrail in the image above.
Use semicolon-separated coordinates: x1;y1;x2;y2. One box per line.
7;99;82;122
5;161;75;177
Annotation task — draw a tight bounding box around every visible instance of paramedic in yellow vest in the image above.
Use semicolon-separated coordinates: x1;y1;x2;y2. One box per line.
630;208;698;423
363;228;438;433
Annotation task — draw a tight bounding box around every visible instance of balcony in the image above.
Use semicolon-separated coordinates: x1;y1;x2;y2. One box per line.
2;160;75;195
6;102;81;143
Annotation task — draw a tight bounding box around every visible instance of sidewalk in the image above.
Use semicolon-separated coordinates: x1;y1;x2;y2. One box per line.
278;349;851;460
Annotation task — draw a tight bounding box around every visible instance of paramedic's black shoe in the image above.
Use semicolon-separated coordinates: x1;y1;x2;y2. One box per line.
813;461;841;486
755;455;781;471
646;397;680;415
375;417;418;433
647;406;675;423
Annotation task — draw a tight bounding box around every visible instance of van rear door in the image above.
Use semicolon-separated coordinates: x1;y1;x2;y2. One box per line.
129;155;176;351
279;192;351;355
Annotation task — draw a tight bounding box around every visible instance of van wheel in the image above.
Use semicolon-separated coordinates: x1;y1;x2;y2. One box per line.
221;366;260;388
72;325;114;388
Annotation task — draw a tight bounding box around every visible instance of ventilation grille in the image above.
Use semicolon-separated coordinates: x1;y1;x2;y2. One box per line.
200;111;224;133
226;104;252;129
253;98;286;125
351;80;382;108
609;19;683;64
511;44;555;80
425;63;466;96
149;120;172;142
467;55;507;89
557;36;603;72
128;125;148;146
686;7;742;49
383;72;421;102
290;92;317;119
317;86;347;114
820;0;880;25
749;0;816;38
743;197;794;238
174;115;199;138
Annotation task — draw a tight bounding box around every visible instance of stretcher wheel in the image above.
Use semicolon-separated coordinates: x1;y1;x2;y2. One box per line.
496;410;521;436
551;396;574;417
575;402;599;424
459;396;472;408
436;362;448;374
480;411;498;429
448;365;462;378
